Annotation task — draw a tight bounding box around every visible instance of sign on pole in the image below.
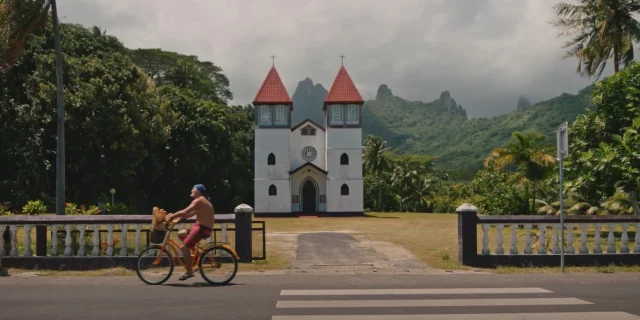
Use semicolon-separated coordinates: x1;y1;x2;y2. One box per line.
556;121;568;273
557;122;568;159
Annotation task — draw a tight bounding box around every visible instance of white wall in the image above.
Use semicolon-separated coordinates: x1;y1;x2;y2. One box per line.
255;127;291;213
255;128;290;180
326;148;362;180
326;128;362;149
325;127;364;213
290;167;327;212
254;180;291;213
290;123;326;171
325;179;363;212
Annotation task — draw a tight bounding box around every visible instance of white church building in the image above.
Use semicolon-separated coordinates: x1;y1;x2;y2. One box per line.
253;63;364;217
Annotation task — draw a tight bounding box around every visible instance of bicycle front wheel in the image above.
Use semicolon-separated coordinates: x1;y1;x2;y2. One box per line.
136;245;174;285
198;246;238;285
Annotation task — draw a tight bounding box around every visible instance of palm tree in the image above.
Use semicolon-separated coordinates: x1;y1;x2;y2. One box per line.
50;0;65;215
551;0;640;79
390;164;419;212
1;0;65;215
363;135;391;211
484;131;555;214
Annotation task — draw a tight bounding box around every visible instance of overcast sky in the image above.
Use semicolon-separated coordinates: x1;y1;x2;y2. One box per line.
57;0;617;118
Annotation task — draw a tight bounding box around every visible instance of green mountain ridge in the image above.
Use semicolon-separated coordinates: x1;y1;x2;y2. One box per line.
291;79;595;172
364;84;595;171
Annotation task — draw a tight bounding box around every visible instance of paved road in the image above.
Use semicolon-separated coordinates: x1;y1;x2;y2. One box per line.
2;273;640;319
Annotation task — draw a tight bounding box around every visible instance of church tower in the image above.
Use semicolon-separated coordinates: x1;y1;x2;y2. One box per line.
253;65;292;214
323;63;364;214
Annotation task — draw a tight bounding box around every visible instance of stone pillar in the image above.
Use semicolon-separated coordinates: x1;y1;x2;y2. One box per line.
457;203;478;267
234;204;253;263
36;225;47;256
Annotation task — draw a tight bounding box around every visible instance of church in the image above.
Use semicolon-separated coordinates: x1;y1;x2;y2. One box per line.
252;62;364;217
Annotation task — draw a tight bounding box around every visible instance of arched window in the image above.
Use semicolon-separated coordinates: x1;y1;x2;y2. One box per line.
341;184;349;195
269;185;277;196
267;153;276;165
340;153;349;165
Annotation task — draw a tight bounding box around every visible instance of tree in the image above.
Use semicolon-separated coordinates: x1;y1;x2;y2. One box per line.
0;22;255;213
484;131;555;214
363;135;391;211
551;0;640;79
128;48;233;104
567;61;640;214
0;0;65;214
0;0;51;70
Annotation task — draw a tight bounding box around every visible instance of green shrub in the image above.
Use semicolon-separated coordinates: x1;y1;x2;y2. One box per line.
22;200;47;215
105;202;132;215
80;205;101;215
0;204;11;216
65;202;81;215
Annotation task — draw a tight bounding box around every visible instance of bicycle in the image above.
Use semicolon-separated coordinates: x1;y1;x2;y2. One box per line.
136;218;239;285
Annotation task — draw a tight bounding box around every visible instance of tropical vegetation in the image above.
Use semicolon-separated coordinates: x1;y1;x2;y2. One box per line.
0;1;639;218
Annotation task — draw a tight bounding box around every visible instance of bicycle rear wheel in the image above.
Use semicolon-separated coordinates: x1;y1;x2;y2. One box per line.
198;246;238;285
136;245;174;285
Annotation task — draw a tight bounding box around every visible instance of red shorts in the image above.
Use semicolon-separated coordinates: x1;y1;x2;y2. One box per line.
183;223;213;248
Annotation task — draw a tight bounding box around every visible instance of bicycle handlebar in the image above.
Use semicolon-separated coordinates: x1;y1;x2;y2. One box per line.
165;217;182;229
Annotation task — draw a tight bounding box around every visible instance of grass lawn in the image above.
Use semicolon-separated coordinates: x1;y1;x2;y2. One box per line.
5;212;640;276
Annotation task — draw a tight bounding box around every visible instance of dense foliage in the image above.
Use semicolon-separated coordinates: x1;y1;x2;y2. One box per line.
361;62;640;215
0;22;253;213
362;85;594;172
551;0;640;78
1;10;638;217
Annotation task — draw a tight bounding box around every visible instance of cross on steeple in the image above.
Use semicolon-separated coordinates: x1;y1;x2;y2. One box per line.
340;55;345;65
271;55;276;66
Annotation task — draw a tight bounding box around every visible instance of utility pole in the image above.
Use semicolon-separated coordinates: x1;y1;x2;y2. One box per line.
557;122;568;273
52;0;65;215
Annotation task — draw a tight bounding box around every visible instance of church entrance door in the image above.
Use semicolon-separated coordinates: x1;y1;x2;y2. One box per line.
302;180;316;213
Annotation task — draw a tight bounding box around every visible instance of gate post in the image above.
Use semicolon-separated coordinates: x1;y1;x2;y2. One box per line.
457;203;479;266
234;204;253;262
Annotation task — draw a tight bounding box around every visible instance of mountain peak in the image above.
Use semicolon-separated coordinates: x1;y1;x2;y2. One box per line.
439;91;452;101
376;84;393;99
291;77;328;127
517;95;532;109
437;90;457;109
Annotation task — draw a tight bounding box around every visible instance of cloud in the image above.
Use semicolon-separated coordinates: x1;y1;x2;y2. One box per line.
57;0;615;118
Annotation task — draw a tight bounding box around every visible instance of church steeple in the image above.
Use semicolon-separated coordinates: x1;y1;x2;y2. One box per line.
253;65;293;108
323;64;364;110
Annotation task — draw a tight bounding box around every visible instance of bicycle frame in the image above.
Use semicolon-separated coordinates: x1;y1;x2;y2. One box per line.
151;220;240;268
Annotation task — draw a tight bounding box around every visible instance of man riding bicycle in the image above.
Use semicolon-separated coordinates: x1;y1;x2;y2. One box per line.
165;184;215;281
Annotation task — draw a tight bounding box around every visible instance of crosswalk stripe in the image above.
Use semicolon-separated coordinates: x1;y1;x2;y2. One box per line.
276;297;591;308
280;287;553;296
270;311;640;320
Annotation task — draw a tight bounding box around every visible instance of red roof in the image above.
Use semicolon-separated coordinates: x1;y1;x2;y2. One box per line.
324;65;364;109
253;66;292;106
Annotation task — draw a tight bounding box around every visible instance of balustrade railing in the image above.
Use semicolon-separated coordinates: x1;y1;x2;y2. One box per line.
457;203;640;267
0;204;260;270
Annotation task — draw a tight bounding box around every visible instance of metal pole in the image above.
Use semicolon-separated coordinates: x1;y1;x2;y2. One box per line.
52;0;65;216
559;153;565;273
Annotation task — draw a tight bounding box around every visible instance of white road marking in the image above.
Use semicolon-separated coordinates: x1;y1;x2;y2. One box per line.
271;312;640;320
280;288;553;296
276;297;592;308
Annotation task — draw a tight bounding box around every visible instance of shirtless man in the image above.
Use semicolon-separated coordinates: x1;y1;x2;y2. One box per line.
166;184;214;280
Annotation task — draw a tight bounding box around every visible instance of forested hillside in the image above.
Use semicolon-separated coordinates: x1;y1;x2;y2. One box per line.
291;78;595;172
364;84;595;171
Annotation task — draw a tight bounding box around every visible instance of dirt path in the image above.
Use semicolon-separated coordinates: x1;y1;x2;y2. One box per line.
265;230;457;275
